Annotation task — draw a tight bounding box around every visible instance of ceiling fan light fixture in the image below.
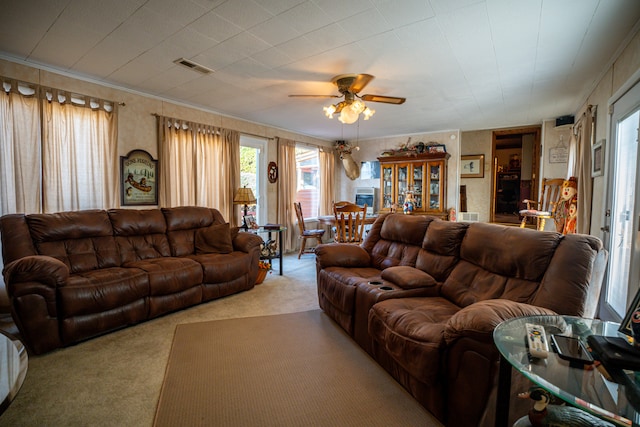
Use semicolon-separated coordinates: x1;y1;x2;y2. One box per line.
338;106;359;124
350;99;365;114
323;104;336;118
291;73;405;124
326;99;372;124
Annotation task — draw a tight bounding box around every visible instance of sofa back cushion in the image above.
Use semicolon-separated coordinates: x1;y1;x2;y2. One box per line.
441;222;562;308
0;214;38;264
531;233;604;316
108;209;171;263
415;220;468;282
366;214;434;269
26;210;120;273
162;206;224;256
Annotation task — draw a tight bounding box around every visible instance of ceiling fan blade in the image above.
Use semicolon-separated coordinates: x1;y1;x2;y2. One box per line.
361;94;406;104
288;94;341;99
349;74;374;93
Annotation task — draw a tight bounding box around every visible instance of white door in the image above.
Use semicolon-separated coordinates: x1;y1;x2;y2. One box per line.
240;135;268;226
601;81;640;321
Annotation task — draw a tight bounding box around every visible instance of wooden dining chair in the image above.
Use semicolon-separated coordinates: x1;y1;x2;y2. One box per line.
333;202;367;244
519;178;565;230
293;202;325;259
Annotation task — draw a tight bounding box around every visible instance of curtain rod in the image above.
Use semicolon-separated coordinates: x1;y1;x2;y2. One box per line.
151;113;273;140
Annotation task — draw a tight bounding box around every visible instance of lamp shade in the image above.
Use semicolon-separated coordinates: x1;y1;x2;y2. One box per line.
233;187;256;204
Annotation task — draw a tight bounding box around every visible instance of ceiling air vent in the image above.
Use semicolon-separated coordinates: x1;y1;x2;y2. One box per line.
174;58;213;75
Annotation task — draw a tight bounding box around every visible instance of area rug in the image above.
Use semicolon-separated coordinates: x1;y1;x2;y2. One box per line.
153;309;441;427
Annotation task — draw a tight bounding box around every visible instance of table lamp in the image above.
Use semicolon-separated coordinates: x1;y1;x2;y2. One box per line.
233;186;256;230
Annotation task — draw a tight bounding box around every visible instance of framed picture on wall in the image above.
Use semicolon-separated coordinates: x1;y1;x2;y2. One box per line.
120;149;158;205
460;155;484;178
591;139;605;177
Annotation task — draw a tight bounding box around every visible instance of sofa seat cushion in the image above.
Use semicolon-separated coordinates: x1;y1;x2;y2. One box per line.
60;267;149;317
369;297;461;384
381;266;437;289
123;257;203;295
190;252;254;283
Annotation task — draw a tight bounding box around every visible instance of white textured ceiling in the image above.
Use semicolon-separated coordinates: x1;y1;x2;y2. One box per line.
2;0;640;140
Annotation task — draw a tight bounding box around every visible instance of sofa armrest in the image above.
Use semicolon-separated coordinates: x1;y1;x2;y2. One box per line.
233;232;264;253
444;299;556;345
3;255;69;292
3;255;67;355
315;243;371;269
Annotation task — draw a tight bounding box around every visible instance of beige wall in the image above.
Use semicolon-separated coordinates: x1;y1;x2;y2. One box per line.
458;130;493;222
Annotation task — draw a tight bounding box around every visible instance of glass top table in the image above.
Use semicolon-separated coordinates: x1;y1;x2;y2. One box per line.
494;315;640;426
0;331;28;414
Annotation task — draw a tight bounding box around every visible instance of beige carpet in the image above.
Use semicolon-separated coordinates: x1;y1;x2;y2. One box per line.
154;310;439;427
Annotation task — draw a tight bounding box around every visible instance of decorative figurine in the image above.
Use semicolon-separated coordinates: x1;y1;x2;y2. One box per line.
518;387;614;427
403;191;415;214
555;177;578;233
562;195;578;235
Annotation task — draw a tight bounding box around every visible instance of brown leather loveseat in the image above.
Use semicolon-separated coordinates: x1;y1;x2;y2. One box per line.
315;213;607;426
0;206;263;355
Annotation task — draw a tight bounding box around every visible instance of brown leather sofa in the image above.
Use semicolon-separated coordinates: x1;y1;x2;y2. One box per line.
0;206;263;355
315;213;607;426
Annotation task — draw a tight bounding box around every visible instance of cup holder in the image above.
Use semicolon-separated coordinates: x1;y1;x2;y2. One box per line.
368;281;383;286
379;286;393;291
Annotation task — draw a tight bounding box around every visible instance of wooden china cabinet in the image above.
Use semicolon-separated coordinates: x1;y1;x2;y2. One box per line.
378;152;450;218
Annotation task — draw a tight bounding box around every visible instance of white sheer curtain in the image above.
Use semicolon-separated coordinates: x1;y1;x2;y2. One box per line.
158;116;239;222
159;118;195;207
42;90;118;212
0;81;41;215
194;125;240;221
319;148;335;216
277;137;298;253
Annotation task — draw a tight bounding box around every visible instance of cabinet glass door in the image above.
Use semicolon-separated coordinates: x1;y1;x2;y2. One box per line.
381;164;394;209
413;163;424;209
397;164;409;206
429;163;441;211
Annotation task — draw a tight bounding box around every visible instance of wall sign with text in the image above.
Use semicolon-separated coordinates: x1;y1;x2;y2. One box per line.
120;149;158;205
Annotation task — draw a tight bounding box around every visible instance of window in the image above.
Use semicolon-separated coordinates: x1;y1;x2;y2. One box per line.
295;146;319;219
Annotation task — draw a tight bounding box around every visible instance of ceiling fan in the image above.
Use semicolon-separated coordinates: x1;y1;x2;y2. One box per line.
288;74;406;124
